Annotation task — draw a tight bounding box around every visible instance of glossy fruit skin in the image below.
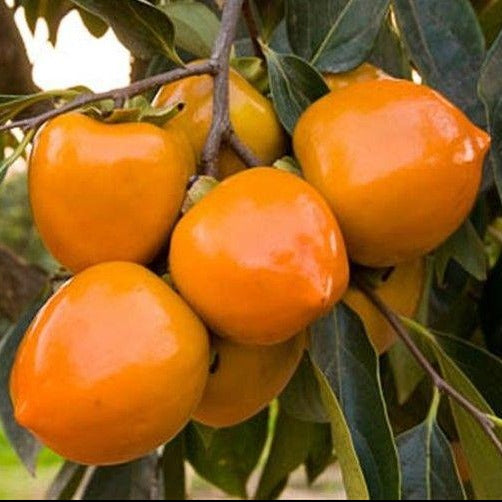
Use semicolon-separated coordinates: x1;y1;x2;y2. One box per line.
169;167;349;345
29;113;195;273
344;259;425;354
10;262;209;465
324;63;390;91
153;68;286;178
294;79;491;267
194;332;305;427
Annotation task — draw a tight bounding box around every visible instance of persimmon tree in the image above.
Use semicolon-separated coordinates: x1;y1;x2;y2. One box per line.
1;0;502;500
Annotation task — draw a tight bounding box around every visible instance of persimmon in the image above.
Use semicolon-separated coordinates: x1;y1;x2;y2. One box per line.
169;167;349;345
294;79;490;267
10;262;209;465
29;113;194;272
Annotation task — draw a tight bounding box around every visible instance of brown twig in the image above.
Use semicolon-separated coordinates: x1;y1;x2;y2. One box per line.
201;0;261;177
353;274;502;457
0;62;215;133
242;0;264;58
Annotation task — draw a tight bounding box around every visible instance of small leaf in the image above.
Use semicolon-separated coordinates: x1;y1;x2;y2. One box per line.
311;0;391;73
479;30;502;200
310;303;400;500
181;176;219;214
186;410;269;498
82;454;159;500
231;57;269;94
251;0;285;43
46;462;87;500
161;0;220;58
78;8;108;38
161;433;185;500
279;354;329;423
264;47;329;133
70;0;182;64
397;394;466;500
285;0;349;60
0;295;48;474
0;129;35;185
255;408;331;499
304;422;334;484
393;0;486;125
434;220;487;283
369;15;412;79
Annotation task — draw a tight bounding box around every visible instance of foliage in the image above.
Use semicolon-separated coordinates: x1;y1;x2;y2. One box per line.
2;0;502;500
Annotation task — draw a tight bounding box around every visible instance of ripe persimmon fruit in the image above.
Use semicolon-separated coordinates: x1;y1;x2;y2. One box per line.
10;262;209;465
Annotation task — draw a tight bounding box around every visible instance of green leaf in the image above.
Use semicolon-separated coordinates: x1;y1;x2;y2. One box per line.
433;332;502;417
285;0;349;60
161;0;220;58
397;393;466;500
82;454;159;500
393;0;486;125
251;0;285;43
434;220;487;283
310;0;390;72
46;462;87;500
312;366;369;499
78;8;108;38
479;30;502;200
0;295;48;474
388;339;424;405
161;433;185;500
304;422;334;484
478;0;502;46
369;15;412;79
279;354;329;423
20;0;70;45
480;253;502;356
0;129;35;185
186;410;268;498
70;0;181;64
255;408;331;499
231;57;269;93
264;47;329;133
405;319;502;499
310;303;401;500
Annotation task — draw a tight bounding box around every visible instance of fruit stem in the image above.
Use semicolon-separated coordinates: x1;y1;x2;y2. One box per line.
353;273;502;457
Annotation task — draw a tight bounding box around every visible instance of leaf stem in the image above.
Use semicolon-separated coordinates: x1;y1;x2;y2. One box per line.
353;274;502;457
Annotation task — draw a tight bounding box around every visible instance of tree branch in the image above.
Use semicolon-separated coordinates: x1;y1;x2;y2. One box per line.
242;0;264;58
353;274;502;457
201;0;261;177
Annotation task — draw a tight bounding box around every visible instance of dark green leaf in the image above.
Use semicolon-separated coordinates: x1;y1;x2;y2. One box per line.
310;303;400;500
264;47;329;133
393;0;486;125
255;408;331;499
161;433;185;500
479;0;502;46
70;0;181;63
82;454;159;500
405;319;502;499
280;354;329;423
78;8;108;38
304;422;334;484
285;0;348;60
311;0;390;73
369;15;412;79
21;0;70;45
434;220;487;283
312;365;369;499
479;30;502;199
0;295;48;474
397;406;466;499
186;410;268;498
251;0;284;43
46;462;87;500
161;0;219;58
480;253;502;356
433;332;502;417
